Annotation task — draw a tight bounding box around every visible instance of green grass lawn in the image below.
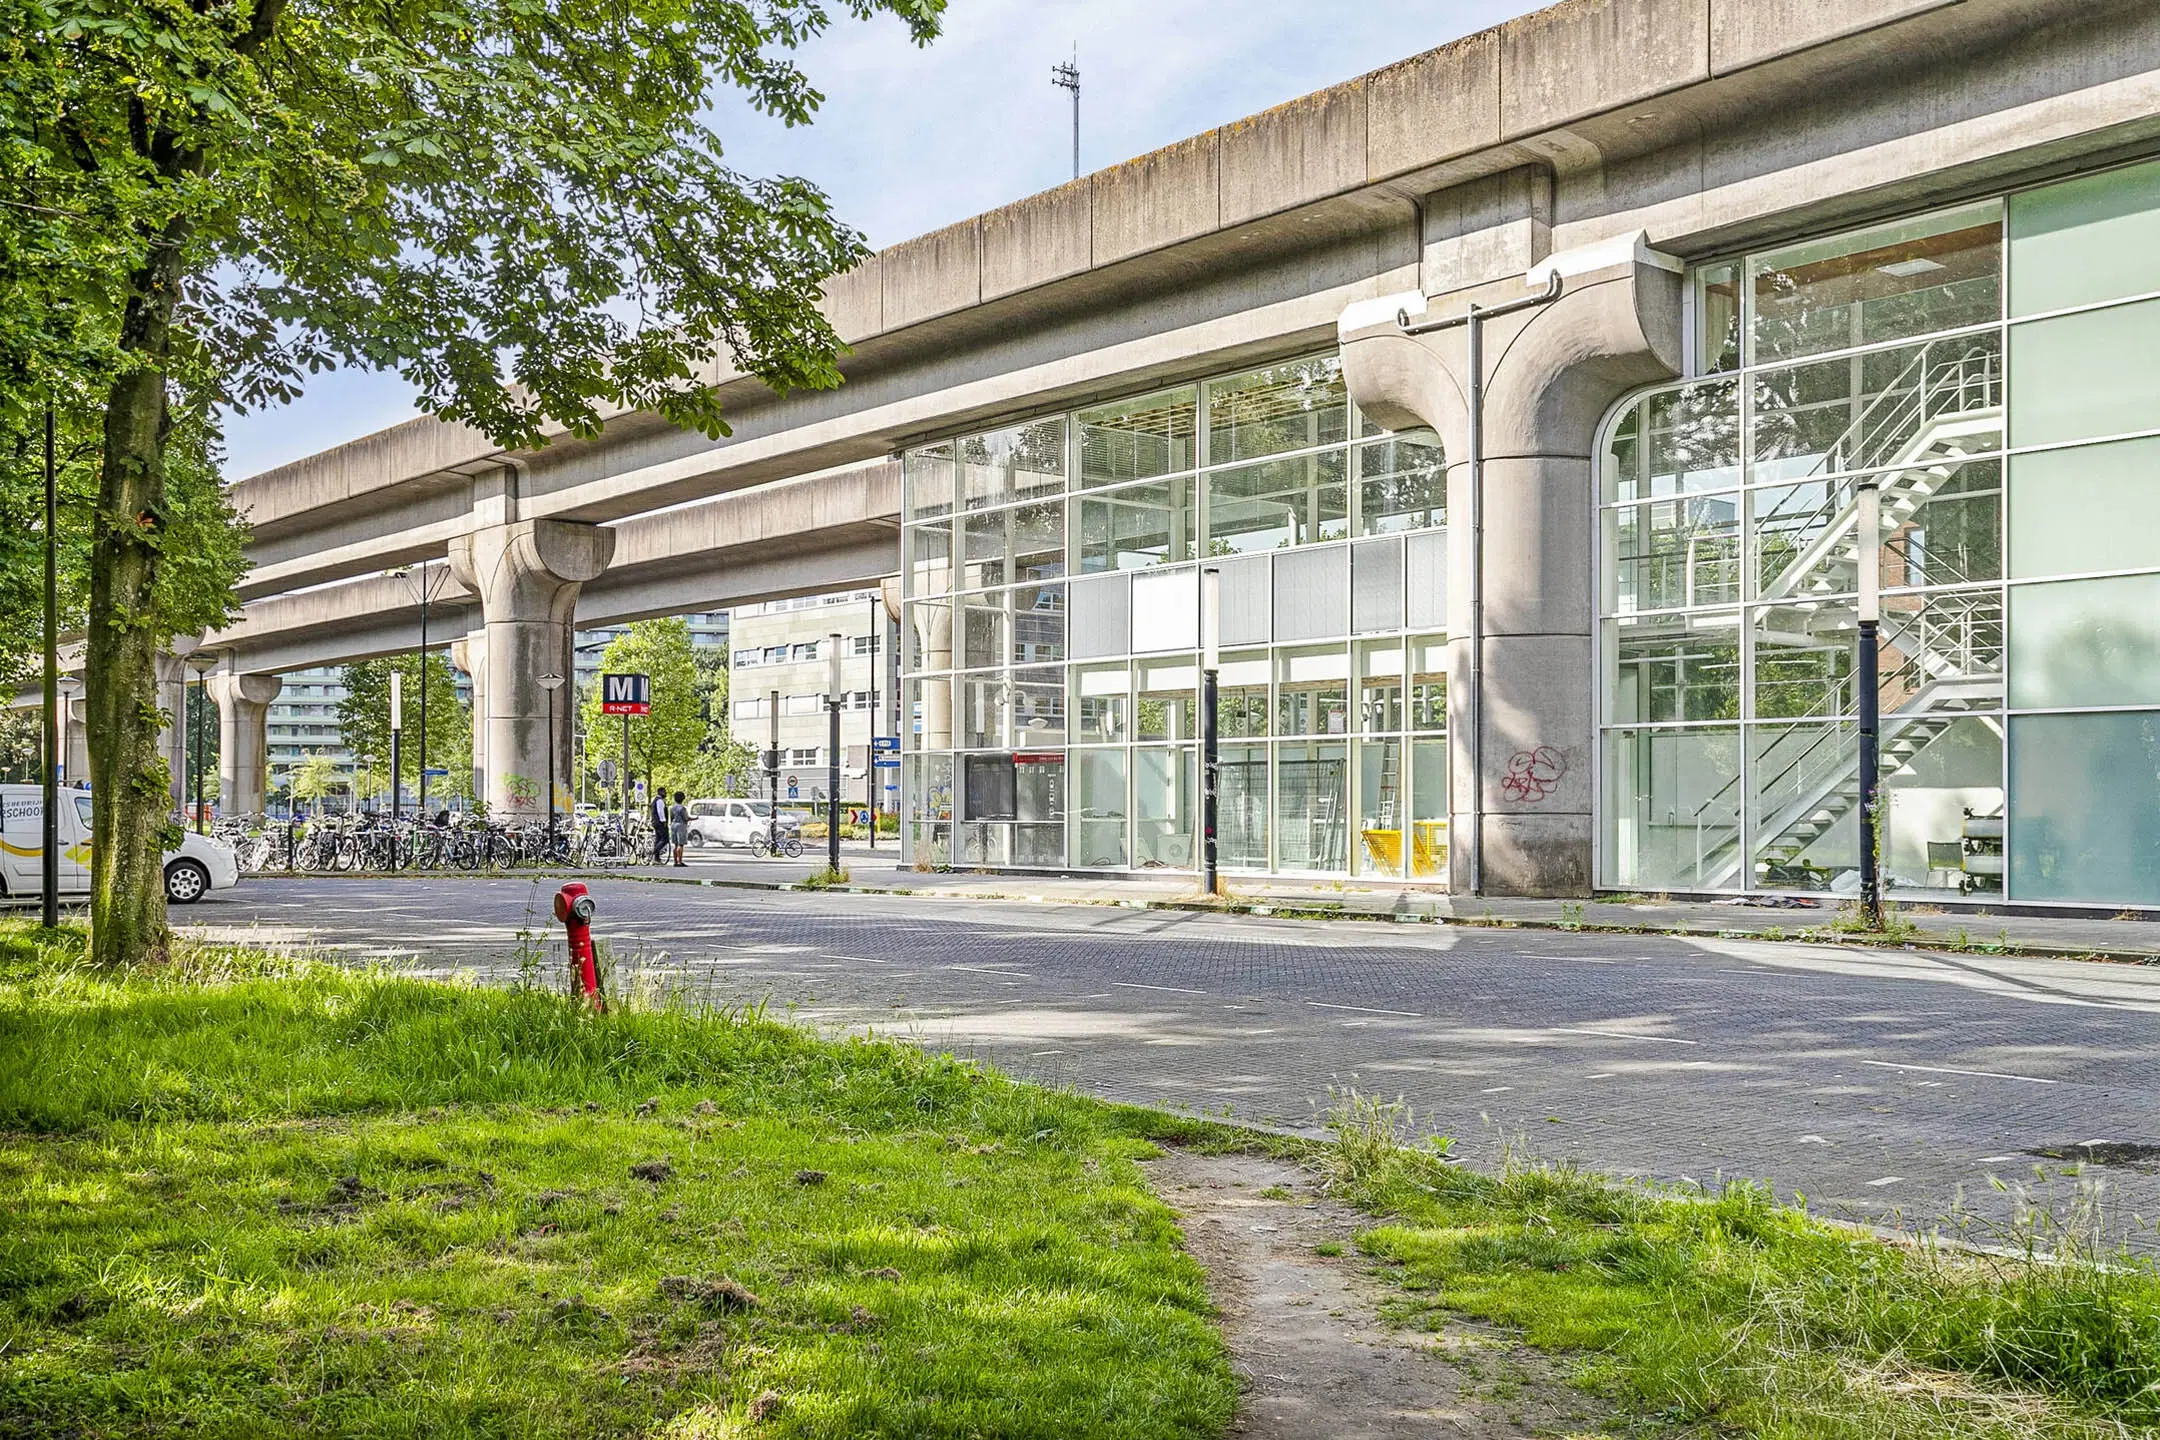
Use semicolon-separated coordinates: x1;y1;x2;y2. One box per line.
1325;1098;2160;1440
0;924;1236;1439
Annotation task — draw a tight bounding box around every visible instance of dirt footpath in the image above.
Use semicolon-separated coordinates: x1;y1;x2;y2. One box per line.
1144;1148;1609;1439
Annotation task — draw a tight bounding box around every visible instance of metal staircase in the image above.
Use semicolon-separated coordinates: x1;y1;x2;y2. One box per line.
1682;340;2004;889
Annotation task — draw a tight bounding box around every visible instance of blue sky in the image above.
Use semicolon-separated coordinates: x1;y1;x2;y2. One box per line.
221;0;1529;478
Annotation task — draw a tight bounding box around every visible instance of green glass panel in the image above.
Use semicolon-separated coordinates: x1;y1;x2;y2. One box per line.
2008;159;2160;318
2009;712;2160;906
2009;435;2160;580
2008;573;2160;710
2009;298;2160;449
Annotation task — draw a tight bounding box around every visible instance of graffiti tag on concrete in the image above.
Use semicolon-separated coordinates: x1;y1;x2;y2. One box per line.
1500;747;1568;803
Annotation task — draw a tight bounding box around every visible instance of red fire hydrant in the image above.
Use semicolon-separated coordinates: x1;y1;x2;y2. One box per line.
553;882;604;1011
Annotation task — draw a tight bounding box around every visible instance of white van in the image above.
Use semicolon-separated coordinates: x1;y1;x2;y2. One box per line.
0;784;242;905
685;797;804;849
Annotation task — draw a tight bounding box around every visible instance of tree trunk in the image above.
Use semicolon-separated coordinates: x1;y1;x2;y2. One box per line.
85;230;188;969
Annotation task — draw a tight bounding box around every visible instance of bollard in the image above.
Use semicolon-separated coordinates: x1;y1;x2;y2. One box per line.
553;881;604;1011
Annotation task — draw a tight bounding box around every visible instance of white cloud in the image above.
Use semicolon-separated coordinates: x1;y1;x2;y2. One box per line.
224;0;1529;476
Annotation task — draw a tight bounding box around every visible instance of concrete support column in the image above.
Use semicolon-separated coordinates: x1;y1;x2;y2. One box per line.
449;630;488;805
910;588;953;750
206;671;282;817
449;521;613;819
1341;231;1683;896
155;651;190;811
61;696;88;787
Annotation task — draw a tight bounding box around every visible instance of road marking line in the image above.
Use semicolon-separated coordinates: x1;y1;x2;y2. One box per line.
1113;982;1208;995
1585;1073;1616;1080
947;964;1032;977
1866;1176;1904;1187
1552;1028;1699;1046
824;955;886;964
1305;1001;1423;1018
1976;1155;2022;1163
1862;1060;2058;1085
1481;1086;1514;1093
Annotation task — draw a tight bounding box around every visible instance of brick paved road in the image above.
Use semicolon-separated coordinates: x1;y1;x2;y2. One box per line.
183;875;2160;1247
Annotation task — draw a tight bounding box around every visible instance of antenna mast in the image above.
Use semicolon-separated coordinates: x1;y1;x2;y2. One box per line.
1051;54;1080;180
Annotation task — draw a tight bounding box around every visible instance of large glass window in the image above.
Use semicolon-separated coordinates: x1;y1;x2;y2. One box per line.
1207;358;1349;465
1071;748;1128;868
1603;199;2011;898
1602;167;2160;908
1134;747;1195;868
1746;203;2002;366
901;350;1449;877
1079;388;1197;487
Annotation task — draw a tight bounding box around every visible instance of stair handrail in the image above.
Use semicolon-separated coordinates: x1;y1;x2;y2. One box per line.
1755;344;2002;602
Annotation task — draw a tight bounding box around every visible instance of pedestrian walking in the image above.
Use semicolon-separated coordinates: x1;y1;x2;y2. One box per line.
649;788;669;865
669;791;689;866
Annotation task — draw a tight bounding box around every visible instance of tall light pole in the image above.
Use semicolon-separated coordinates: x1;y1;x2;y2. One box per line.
766;687;781;855
388;670;403;869
188;653;216;832
826;632;843;873
539;672;564;856
1051;56;1079;180
1856;479;1884;929
397;562;451;815
40;401;58;928
1200;567;1221;897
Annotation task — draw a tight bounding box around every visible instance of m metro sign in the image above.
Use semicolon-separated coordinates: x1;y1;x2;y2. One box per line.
600;673;651;715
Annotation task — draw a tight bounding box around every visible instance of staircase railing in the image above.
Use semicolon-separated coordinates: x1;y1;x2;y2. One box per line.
1753;343;2002;601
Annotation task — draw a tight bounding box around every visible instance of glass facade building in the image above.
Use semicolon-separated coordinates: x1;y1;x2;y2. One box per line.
1600;157;2160;908
899;158;2160;910
900;356;1449;879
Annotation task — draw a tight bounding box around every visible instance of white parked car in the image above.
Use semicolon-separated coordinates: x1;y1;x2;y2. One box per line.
685;798;803;849
0;784;242;905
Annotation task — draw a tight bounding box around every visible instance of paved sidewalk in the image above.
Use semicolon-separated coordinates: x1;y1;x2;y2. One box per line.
580;848;2160;965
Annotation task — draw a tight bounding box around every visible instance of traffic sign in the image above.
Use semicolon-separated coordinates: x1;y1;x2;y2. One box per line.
873;757;900;769
872;736;900;752
422;767;449;778
600;672;651;715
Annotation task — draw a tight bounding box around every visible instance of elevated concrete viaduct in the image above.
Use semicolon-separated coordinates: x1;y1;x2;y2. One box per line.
147;0;2160;884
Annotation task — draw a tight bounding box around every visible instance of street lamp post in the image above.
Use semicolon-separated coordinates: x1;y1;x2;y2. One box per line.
766;688;781;855
1200;567;1221;897
539;673;564;857
40;403;58;929
188;654;216;833
388;670;403;870
826;633;843;873
1856;479;1884;929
